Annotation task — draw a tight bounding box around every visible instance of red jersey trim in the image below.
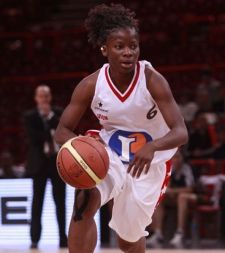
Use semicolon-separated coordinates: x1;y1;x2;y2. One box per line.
105;62;140;102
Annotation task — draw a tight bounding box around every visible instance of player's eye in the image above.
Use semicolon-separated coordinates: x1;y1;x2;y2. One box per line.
130;44;138;50
114;44;123;50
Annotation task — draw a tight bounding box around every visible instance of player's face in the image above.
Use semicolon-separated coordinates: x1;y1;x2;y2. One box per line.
103;27;140;73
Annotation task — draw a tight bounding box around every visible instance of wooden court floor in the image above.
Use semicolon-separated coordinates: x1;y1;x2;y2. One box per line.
0;249;224;253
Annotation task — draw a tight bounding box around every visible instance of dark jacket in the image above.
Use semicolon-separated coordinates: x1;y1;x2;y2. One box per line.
24;107;62;176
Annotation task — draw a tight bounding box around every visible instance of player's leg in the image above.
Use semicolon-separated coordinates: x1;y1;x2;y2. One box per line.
109;162;171;252
68;147;126;253
68;187;101;253
147;202;165;247
118;236;146;253
30;175;47;247
153;203;164;234
68;146;125;253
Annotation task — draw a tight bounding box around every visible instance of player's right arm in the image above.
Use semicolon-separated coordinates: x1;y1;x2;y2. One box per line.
54;72;98;145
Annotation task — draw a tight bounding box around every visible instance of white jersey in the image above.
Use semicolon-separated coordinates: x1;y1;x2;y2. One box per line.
91;60;177;165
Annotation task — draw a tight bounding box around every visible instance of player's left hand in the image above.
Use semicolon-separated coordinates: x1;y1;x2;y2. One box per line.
127;142;156;178
85;129;105;145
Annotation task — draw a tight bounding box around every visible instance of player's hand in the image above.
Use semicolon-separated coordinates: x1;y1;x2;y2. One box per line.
85;130;105;145
127;142;156;178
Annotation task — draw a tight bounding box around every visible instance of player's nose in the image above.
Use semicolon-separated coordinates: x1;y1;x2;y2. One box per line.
123;46;132;57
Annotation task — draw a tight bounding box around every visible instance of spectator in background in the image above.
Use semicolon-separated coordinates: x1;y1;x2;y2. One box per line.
195;89;212;114
212;127;225;159
147;150;194;248
166;173;223;248
197;68;221;106
195;88;218;124
24;85;67;249
186;113;214;159
0;151;24;178
178;93;198;125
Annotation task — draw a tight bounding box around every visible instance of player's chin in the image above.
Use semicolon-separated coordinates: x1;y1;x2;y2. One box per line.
119;62;136;73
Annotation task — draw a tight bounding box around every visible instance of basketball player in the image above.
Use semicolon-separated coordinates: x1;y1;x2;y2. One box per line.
55;4;188;253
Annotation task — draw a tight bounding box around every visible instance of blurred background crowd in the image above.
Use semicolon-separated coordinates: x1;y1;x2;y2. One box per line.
0;0;225;249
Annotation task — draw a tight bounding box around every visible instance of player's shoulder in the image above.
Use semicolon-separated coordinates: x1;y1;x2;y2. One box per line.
79;68;101;89
71;68;101;102
142;60;170;98
143;60;166;85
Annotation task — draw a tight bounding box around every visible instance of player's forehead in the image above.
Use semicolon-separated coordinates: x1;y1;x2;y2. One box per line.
106;27;139;44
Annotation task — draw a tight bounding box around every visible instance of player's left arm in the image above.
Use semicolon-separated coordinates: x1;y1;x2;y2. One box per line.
146;67;188;150
128;67;188;177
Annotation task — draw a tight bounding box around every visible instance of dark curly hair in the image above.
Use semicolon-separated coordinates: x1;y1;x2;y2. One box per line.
85;3;139;47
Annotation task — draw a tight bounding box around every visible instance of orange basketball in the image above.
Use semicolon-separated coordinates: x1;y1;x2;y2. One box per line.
56;136;109;189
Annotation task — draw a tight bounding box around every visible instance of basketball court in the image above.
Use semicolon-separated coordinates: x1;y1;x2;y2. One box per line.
0;249;224;253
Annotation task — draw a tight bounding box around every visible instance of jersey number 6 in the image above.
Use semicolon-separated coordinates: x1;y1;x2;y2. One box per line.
147;104;157;120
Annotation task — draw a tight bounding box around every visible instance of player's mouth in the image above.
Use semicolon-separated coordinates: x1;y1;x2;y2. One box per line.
120;61;134;69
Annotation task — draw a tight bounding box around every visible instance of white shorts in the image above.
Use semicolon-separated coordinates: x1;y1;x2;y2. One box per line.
96;147;172;243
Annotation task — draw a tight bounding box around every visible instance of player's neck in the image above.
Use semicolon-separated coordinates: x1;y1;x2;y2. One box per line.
108;66;135;91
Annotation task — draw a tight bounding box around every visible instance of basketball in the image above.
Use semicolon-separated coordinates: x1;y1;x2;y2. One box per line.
56;136;109;189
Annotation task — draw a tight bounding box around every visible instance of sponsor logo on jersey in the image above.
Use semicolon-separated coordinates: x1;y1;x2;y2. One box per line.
94;101;108;113
96;114;108;120
109;130;153;163
94;101;109;120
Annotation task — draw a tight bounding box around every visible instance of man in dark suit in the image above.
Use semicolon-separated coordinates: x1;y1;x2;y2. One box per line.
24;85;67;248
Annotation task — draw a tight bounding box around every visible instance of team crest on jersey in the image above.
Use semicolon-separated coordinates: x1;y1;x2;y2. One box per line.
108;130;153;163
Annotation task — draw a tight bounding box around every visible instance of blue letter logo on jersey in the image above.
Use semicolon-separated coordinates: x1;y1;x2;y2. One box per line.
108;130;153;163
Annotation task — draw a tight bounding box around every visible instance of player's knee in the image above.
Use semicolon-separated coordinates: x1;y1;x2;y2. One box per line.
73;188;100;221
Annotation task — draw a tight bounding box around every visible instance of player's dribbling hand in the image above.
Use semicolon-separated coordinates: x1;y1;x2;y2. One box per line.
127;142;156;178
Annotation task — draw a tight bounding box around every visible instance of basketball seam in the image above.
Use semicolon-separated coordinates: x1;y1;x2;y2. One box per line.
58;151;74;186
67;150;96;186
77;138;108;172
59;150;87;188
65;141;101;184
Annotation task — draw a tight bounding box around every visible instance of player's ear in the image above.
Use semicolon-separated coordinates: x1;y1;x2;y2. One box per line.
100;45;107;57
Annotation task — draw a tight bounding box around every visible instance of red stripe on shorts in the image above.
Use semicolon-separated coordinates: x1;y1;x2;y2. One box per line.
155;160;172;207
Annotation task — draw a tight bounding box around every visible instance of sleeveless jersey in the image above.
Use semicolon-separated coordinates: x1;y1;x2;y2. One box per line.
91;60;177;165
